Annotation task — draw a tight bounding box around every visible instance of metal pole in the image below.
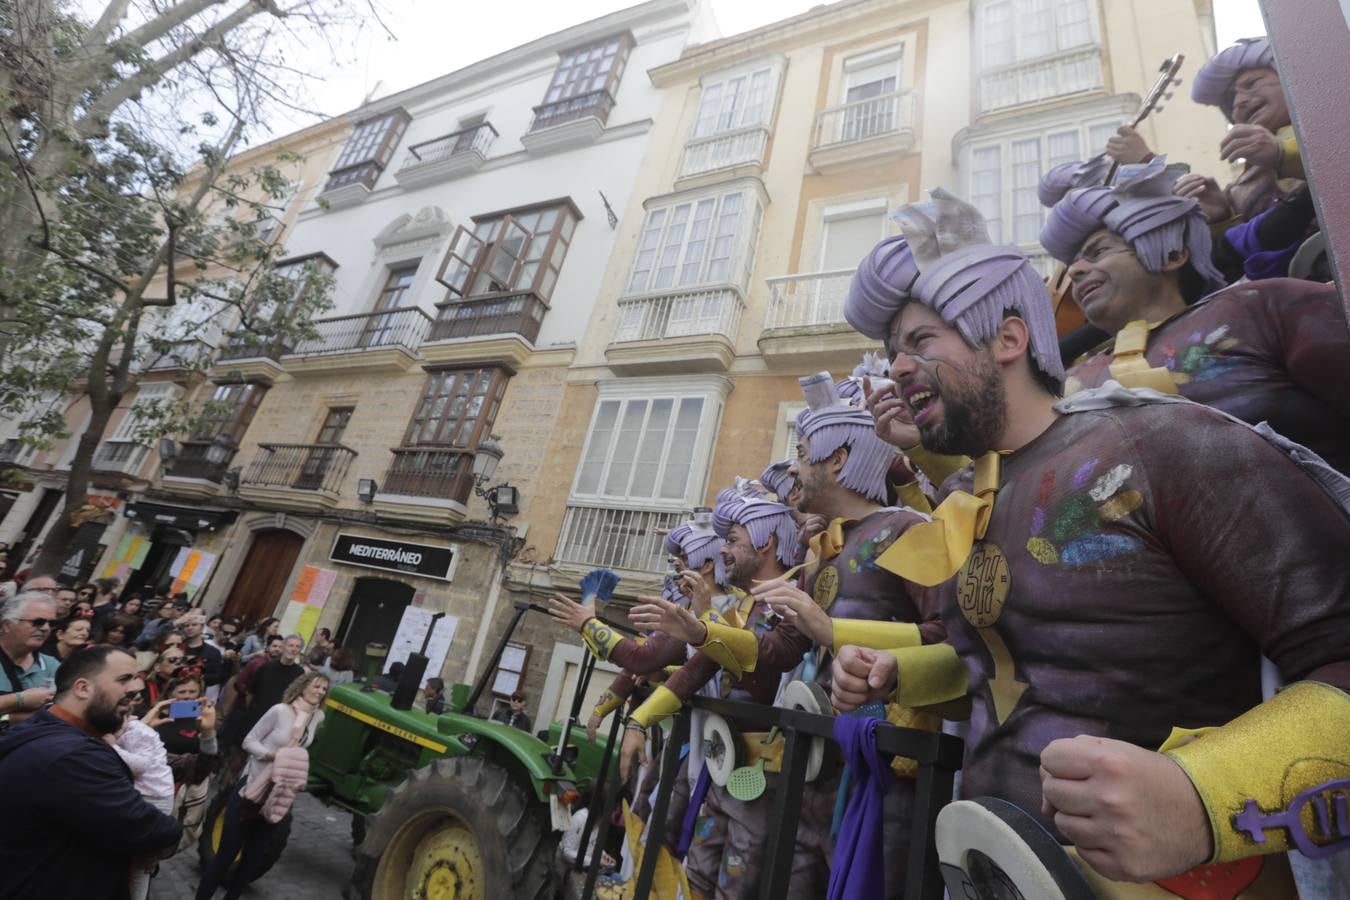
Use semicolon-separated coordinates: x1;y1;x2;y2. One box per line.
579;709;625;898
759;727;811;900
631;708;690;899
462;602;532;715
905;752;955;900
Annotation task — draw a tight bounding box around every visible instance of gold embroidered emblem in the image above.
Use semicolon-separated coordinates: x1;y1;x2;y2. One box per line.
812;565;839;611
956;541;1010;628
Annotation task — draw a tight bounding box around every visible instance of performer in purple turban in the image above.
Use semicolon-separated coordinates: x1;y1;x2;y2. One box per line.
612;491;804;899
828;189;1350;898
1040;162;1350;474
1179;37;1305;229
758;459;797;505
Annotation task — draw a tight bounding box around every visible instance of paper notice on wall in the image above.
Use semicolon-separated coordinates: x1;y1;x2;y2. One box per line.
168;548;216;601
384;606;459;687
288;564;337;608
296;605;322;643
100;534;150;579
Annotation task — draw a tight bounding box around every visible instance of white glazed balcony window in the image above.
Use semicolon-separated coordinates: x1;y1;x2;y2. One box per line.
976;0;1102;112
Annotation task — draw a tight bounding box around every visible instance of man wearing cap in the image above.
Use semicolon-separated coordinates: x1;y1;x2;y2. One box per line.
1038;162;1350;475
622;491;807;899
831;190;1350;896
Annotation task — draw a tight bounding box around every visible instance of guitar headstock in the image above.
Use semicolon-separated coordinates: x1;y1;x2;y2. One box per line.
1133;54;1185;124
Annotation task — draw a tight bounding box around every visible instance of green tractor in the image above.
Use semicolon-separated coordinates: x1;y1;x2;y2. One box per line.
201;601;615;899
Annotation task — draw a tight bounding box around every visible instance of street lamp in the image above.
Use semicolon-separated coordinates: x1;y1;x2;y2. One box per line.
472;436;518;525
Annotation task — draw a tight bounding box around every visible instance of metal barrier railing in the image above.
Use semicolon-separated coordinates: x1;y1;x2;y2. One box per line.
575;693;965;900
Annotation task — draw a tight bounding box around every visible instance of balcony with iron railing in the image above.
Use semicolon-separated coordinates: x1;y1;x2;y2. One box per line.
521;91;616;156
759;269;882;368
677;126;770;181
978;45;1104;113
163;439;230;485
281;307;431;376
92;440;149;477
372;447;475;524
555;504;686;575
422;292;547;369
236;442;356;510
394;123;497;187
605;286;744;375
215;332;291;363
809;90;917;172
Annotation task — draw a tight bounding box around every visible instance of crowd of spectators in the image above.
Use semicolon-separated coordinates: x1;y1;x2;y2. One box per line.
0;572;358;899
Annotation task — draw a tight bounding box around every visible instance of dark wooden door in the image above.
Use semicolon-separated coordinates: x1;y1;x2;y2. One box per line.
220;529;305;626
335;577;414;678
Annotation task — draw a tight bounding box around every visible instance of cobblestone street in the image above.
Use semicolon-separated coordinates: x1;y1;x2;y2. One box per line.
150;794;356;899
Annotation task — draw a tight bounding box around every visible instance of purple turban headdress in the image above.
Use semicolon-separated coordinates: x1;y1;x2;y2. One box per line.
1192;37;1276;120
844;233;921;340
795;372;895;504
1037;155;1113;208
759;460;796;502
713;495;799;567
711;477;765;536
893;188;1065;383
1040;157;1227;297
669;514;727;586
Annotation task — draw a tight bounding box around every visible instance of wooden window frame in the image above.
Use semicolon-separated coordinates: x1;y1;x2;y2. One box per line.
542;32;633;107
326;108;411;190
490;641;532;698
191;382;268;446
403;367;509;449
434;199;581;305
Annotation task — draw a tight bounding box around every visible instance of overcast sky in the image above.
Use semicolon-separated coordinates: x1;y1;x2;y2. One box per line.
284;0;1267;133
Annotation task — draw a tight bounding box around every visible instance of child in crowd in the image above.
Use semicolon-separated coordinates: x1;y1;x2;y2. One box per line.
110;704;177;900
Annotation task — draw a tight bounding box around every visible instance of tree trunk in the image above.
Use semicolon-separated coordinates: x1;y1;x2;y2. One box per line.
31;390;119;579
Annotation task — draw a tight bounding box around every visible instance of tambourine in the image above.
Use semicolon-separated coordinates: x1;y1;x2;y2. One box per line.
701;712;739;787
936;797;1096;900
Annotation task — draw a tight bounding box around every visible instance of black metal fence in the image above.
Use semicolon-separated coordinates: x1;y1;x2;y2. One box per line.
574;694;964;900
240;442;356;494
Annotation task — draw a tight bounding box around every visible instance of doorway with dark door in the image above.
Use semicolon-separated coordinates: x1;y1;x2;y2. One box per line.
334;577;415;679
121;527;193;601
220;529;306;626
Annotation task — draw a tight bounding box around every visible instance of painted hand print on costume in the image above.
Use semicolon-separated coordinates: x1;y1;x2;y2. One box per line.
1161;325;1243;384
1025;459;1144;565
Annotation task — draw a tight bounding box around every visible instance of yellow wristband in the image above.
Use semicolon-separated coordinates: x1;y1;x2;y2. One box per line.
580;617;624;662
1275;128;1304;180
831;619;921;657
593;689;623;719
696;617;759;678
1165;681;1350;862
630;684;683;729
888;643;970;716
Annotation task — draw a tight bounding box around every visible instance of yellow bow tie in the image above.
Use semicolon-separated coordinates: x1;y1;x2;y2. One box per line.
776;517;853;585
877;453;1001;587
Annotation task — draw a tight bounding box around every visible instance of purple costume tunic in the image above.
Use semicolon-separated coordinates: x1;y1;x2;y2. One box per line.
933;401;1350;838
1065;279;1350;475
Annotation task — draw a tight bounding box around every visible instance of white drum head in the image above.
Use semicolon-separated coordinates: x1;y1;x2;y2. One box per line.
781;680;829;783
701;713;738;787
935;798;1096;900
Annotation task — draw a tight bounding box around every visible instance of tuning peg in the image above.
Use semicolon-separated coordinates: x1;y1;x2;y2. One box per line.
1164;92;1174;100
1173;78;1183;86
1154;105;1165;114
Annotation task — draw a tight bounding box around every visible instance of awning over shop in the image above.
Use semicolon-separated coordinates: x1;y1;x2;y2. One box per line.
124;501;236;532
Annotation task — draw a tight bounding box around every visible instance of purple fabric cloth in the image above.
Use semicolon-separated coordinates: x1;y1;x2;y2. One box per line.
676;765;712;858
844;234;920;340
1192;37;1276;119
1223;213;1302;281
826;716;894;900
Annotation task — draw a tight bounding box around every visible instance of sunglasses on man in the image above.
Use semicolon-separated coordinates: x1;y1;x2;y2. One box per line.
18;617;53;629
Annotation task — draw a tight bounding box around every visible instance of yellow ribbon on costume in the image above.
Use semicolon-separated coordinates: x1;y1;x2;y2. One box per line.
876;453;1001;586
621;801;693;900
1107;319;1179;394
695;616;760;679
777;517;853;585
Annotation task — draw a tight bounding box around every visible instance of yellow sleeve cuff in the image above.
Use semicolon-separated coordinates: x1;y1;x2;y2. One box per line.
695;616;759;679
888;643;970;715
1164;681;1350;862
902;445;969;488
630;684;683;729
1275;126;1305;180
831;619;921;657
580;617;624;661
593;688;623;719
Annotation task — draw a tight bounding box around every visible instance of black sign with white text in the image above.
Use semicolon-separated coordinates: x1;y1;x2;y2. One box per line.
330;533;456;581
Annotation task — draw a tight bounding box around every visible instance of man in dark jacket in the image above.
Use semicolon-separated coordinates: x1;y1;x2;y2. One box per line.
0;644;182;899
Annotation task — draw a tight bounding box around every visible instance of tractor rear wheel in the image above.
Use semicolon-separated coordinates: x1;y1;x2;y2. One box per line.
348;755;555;900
